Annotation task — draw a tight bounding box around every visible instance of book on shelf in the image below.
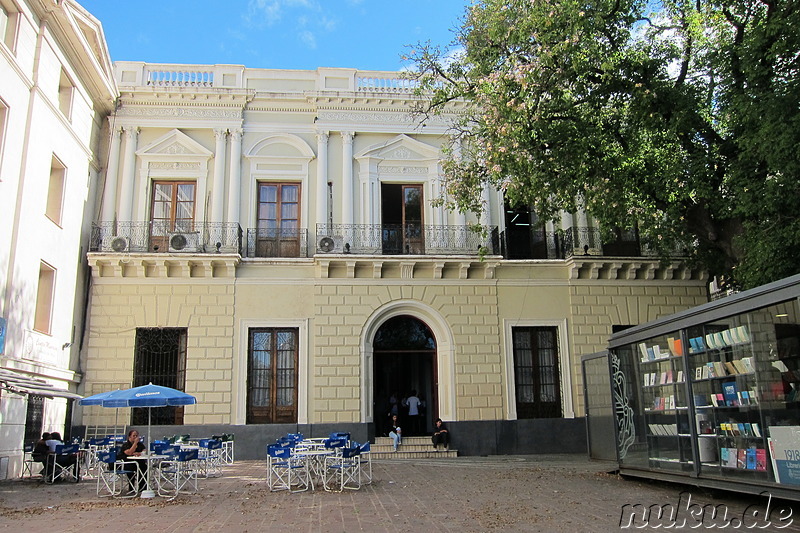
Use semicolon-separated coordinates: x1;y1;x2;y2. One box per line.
724;361;738;375
673;338;684;356
731;423;741;436
666;370;673;384
722;329;735;346
752;423;762;438
694;394;709;407
721;447;729;464
737;448;747;469
689;337;700;353
677;370;684;383
732;359;749;374
659;372;667;385
695;367;703;380
746;447;757;470
737;423;748;436
741;357;755;373
722;381;739;406
726;448;739;468
706;362;716;378
736;326;751;343
738;391;749;405
714;332;725;348
702;365;710;379
638;343;648;361
744;423;753;436
756;449;767;471
716;393;725;406
705;334;717;350
710;394;719;407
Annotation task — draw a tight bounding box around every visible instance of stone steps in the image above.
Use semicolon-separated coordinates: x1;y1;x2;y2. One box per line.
369;436;457;460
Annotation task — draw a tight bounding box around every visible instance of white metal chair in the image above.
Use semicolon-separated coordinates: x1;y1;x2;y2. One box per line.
267;444;310;492
157;448;199;499
21;443;38;479
322;445;361;492
96;450;139;498
198;438;223;478
357;441;372;484
45;444;81;484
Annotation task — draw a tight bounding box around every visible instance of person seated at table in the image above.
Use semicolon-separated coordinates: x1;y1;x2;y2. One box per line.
117;429;147;492
32;432;51;476
431;418;449;451
43;432;78;481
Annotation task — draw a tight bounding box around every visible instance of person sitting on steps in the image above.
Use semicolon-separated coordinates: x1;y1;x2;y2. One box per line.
431;418;449;452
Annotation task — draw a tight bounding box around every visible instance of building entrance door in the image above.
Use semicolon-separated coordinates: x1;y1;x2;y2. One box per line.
372;315;436;437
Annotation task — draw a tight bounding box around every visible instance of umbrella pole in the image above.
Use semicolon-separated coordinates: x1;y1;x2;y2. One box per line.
141;407;155;499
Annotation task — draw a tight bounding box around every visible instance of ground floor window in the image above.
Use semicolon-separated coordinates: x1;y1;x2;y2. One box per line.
24;395;44;444
133;328;188;425
512;326;562;418
247;328;298;424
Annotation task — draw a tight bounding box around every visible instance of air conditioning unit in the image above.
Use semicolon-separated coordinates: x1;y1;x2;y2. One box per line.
317;235;344;253
168;232;202;253
101;235;129;253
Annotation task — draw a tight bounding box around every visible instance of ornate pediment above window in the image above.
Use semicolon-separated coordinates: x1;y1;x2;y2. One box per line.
134;129;212;178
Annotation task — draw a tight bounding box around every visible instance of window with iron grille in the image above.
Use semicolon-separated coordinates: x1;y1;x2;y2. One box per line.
512;326;563;418
247;328;298;424
24;395;44;444
132;328;188;426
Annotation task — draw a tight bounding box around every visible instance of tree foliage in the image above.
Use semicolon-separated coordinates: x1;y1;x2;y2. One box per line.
408;0;800;289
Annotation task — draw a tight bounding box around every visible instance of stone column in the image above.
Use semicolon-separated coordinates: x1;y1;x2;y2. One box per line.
226;128;243;225
211;128;228;223
117;126;139;223
480;184;492;227
316;131;329;231
452;137;467;227
100;125;122;223
341;132;354;225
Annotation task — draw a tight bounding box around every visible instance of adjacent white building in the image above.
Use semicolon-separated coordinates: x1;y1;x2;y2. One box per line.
0;0;115;476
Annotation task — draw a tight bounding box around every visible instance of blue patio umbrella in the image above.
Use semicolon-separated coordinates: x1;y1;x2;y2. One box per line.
79;389;124;430
79;383;196;497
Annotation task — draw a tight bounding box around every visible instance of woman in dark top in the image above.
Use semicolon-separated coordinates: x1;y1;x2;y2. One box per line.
117;429;146;492
32;432;51;476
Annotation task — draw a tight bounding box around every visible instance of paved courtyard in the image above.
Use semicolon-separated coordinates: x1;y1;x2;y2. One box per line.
1;455;798;532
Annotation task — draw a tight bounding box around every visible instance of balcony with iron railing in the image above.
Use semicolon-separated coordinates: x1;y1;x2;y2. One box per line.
90;222;242;254
91;221;662;261
314;224;497;256
499;226;653;260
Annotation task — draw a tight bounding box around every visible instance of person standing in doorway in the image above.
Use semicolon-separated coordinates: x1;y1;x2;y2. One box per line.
404;390;421;435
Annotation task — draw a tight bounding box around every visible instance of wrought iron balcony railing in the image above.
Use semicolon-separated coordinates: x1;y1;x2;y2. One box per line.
90;222;242;254
499;226;653;259
245;228;309;258
316;224;498;255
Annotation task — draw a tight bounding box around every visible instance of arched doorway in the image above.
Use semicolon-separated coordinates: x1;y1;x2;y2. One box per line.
373;315;436;437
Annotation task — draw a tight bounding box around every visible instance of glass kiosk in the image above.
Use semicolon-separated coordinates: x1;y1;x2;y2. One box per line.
609;273;800;500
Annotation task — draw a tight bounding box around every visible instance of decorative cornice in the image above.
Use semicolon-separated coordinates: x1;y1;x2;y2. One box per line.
88;254;240;279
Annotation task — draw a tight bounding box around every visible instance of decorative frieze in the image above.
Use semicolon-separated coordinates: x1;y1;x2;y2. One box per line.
117;106;243;119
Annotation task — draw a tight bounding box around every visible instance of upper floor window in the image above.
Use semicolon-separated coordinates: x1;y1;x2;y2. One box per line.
0;98;7;179
46;156;66;225
34;262;56;334
58;69;74;120
0;1;18;53
150;180;196;251
255;182;300;257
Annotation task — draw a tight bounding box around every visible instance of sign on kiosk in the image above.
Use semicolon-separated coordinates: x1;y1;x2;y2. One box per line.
768;426;800;485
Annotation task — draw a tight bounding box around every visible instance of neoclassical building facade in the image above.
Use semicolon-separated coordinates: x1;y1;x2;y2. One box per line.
76;62;710;458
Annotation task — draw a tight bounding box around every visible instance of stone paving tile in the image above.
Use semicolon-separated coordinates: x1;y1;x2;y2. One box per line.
1;455;799;532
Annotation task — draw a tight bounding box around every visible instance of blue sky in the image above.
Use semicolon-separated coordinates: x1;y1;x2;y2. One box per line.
79;0;468;72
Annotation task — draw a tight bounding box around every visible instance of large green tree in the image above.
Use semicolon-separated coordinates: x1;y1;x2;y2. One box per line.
409;0;800;289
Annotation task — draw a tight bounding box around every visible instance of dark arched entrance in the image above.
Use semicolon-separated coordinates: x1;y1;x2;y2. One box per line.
373;315;436;437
